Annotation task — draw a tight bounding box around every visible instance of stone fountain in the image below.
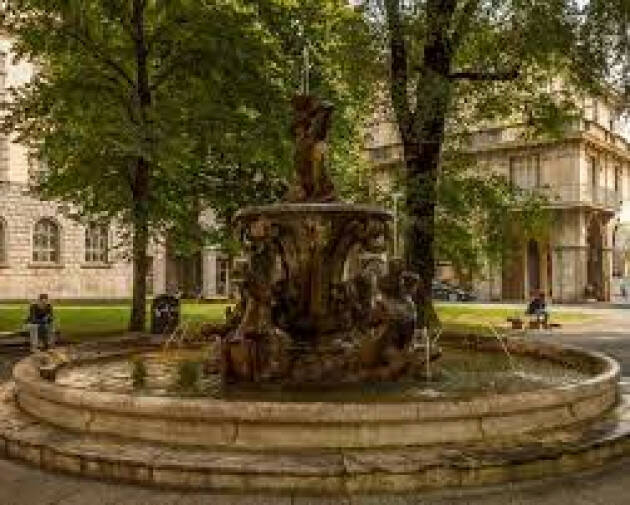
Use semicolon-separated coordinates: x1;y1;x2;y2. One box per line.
0;94;629;496
220;94;434;385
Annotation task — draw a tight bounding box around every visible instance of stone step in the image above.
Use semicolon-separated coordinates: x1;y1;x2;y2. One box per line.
1;382;630;494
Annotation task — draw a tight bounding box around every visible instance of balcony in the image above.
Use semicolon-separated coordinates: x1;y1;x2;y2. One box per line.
536;184;620;211
466;119;630;154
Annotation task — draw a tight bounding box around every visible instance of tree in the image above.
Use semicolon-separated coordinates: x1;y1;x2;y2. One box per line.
1;0;378;329
2;0;283;329
362;0;629;325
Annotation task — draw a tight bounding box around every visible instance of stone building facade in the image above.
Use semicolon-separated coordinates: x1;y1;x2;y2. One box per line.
0;36;231;301
365;93;630;303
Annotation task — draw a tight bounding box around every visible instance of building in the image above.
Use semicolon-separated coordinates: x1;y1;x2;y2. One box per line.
365;89;630;303
0;36;232;301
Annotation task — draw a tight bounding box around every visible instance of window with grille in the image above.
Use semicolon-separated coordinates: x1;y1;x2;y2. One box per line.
85;223;108;263
32;219;60;263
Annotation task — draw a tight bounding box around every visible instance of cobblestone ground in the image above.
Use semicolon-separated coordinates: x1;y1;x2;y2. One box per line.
2;306;630;504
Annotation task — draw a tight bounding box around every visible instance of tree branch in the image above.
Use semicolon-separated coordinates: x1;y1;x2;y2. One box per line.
61;24;136;90
447;68;520;81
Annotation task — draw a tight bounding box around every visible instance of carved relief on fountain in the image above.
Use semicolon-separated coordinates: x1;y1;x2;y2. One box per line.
219;94;440;385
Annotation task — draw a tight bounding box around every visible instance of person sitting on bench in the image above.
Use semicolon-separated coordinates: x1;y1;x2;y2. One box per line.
526;290;549;326
26;293;54;352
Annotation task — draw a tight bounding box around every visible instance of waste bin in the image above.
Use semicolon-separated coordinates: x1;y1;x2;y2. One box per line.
150;294;180;334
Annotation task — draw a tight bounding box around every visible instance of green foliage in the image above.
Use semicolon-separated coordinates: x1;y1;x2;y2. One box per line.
130;356;148;389
0;0;380;320
176;360;202;392
362;0;629;297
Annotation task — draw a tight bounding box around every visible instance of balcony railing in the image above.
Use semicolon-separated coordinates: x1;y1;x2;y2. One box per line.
467;119;630;152
535;184;620;210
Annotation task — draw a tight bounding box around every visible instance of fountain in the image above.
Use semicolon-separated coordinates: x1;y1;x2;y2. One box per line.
1;94;629;495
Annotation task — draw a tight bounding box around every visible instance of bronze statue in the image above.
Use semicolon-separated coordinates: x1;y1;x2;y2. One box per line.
286;95;336;202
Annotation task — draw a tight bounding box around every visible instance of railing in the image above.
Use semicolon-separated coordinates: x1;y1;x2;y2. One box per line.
534;184;620;210
466;119;630;152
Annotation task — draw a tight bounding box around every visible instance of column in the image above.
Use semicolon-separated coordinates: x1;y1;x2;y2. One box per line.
201;248;217;299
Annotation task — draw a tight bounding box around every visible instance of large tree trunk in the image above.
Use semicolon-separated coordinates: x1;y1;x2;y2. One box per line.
407;65;453;327
129;158;150;331
128;0;152;332
385;0;456;328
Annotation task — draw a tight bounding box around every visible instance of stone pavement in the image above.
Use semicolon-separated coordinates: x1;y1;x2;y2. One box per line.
0;455;629;505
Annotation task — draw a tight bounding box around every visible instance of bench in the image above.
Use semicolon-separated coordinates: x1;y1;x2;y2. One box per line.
506;316;562;331
0;327;62;350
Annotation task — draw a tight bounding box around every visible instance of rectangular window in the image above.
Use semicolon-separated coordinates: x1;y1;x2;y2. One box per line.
589;156;598;188
85;224;108;263
216;258;229;297
508;154;540;189
509;157;517;186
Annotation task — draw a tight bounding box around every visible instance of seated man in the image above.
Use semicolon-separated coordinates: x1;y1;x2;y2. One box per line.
526;291;549;326
26;293;54;352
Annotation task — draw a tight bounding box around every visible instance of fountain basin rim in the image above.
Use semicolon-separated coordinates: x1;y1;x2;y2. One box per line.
234;202;393;222
12;336;619;425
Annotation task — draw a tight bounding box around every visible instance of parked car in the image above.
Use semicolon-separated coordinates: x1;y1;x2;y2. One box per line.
432;280;476;302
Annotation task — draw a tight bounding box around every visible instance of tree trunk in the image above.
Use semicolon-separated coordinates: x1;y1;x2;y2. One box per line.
129;158;150;331
384;0;457;329
128;0;152;332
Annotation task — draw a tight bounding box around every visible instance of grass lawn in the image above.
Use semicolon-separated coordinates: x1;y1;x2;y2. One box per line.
0;302;230;341
435;303;596;334
0;301;596;341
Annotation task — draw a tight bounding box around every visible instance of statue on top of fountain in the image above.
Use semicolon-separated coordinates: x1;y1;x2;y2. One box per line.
285;95;336;202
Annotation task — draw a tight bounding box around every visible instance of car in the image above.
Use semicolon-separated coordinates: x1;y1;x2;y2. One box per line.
432;280;476;301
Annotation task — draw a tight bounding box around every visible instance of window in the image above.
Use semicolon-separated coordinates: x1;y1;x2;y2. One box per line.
370;147;387;162
28;153;49;186
216;258;229;297
508;154;540;189
146;256;154;296
32;219;60;263
588;156;599;187
0;218;6;264
85;223;108;263
615;166;622;193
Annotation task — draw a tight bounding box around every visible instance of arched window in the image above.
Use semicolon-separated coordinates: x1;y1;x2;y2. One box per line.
33;219;60;263
0;218;6;264
85;223;108;263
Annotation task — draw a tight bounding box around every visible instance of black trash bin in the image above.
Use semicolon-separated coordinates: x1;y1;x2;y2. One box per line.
150;294;180;334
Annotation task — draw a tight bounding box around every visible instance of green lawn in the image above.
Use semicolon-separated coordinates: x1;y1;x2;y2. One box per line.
435;303;595;334
0;302;229;341
0;301;596;341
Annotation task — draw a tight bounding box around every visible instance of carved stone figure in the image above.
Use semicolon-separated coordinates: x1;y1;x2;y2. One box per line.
286;95;336;202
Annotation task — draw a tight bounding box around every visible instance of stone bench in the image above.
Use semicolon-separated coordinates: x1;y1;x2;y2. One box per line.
0;328;62;349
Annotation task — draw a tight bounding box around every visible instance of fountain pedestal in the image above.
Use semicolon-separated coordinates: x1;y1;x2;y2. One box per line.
235;203;391;338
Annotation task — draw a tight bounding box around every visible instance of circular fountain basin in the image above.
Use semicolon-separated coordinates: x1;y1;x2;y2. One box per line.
12;335;619;450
